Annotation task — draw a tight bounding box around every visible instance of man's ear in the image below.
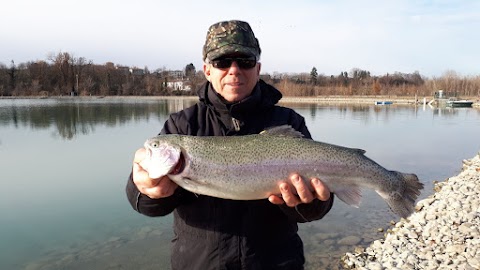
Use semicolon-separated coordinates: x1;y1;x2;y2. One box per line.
203;63;211;81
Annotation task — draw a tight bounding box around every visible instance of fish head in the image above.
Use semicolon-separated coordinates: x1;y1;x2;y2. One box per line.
142;138;182;179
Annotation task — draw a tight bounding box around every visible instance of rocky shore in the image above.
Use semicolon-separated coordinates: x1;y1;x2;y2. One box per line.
341;152;480;269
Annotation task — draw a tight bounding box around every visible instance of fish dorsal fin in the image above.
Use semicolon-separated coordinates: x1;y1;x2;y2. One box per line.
259;125;304;138
350;148;366;155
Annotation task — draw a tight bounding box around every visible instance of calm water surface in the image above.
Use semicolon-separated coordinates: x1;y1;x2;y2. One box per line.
1;98;479;269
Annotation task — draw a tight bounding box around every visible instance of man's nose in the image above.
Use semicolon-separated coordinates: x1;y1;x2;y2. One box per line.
228;61;240;73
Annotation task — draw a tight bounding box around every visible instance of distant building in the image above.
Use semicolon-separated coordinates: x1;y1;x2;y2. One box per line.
115;65;130;75
168;70;184;79
129;68;145;76
166;80;191;91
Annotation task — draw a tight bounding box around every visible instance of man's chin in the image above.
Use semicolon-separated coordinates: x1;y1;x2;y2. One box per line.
222;88;247;101
223;92;248;103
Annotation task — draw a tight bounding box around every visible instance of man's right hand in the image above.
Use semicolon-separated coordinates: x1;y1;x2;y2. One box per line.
132;148;178;199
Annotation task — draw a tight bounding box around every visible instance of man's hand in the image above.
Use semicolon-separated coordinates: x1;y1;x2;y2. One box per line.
132;148;178;199
268;173;330;207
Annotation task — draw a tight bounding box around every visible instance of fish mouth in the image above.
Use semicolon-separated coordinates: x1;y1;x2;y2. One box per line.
168;151;185;175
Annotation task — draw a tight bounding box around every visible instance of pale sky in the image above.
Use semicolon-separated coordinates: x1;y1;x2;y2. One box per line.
2;0;479;77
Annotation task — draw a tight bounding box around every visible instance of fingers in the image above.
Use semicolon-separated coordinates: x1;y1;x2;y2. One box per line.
279;174;314;207
311;177;331;201
140;176;178;199
290;174;314;203
268;194;284;205
132;148;177;199
133;162;160;187
133;148;147;164
271;174;331;207
134;169;178;199
279;182;300;207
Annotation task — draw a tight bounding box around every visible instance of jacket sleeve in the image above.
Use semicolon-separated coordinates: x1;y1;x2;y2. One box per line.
126;173;195;216
279;196;335;223
125;113;195;217
277;111;335;222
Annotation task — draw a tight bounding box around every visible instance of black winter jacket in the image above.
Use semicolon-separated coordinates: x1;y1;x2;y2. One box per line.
126;80;334;270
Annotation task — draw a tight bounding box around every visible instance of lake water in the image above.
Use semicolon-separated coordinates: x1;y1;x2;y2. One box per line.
1;98;479;270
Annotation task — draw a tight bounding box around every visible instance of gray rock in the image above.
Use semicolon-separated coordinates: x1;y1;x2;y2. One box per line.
338;236;362;246
340;153;480;270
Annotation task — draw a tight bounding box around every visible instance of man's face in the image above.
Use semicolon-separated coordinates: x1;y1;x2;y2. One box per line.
203;55;261;103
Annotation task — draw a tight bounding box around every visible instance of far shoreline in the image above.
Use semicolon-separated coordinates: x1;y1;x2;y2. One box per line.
1;95;479;107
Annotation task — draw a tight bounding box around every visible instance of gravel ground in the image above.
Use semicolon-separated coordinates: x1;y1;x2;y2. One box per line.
341;152;480;269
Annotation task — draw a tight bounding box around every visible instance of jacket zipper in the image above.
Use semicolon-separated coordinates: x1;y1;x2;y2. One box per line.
232;117;241;131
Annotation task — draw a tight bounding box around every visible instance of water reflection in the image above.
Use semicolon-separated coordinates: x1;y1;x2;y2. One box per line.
1;100;478;141
1;99;479;270
431;106;472;117
0;98;197;139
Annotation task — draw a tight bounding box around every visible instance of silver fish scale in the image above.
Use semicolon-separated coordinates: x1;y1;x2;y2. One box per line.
171;134;395;193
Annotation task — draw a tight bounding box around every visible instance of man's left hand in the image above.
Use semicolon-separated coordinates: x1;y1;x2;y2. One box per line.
268;173;331;207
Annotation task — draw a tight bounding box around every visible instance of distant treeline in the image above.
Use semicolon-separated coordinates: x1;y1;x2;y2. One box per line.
1;52;479;97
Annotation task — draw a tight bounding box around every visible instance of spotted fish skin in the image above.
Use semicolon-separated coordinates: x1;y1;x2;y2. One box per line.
142;125;424;218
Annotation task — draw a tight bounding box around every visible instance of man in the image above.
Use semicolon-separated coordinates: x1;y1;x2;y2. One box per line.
126;20;334;270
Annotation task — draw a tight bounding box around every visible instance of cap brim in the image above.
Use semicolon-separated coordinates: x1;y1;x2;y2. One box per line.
207;45;258;60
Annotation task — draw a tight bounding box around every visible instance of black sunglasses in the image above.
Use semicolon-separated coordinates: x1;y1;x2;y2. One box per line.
210;57;257;69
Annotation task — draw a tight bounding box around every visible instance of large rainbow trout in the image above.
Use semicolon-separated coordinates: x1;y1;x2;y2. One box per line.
140;126;423;218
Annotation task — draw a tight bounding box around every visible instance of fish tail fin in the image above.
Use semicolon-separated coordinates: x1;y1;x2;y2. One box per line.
379;172;424;218
402;173;424;204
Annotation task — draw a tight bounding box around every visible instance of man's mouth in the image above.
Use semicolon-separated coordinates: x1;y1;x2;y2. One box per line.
226;82;243;87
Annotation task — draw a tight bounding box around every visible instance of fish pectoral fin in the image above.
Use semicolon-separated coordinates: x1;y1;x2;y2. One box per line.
334;187;362;208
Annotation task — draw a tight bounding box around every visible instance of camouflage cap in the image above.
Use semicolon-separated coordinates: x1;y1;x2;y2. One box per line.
203;20;261;61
